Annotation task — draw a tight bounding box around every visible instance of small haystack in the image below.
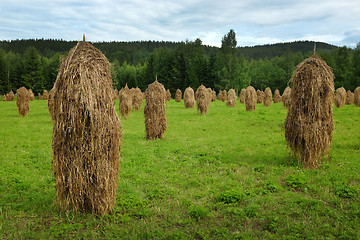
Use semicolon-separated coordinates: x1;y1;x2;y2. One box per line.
197;85;210;115
217;90;224;101
16;87;30;117
282;87;292;108
226;89;237;107
256;89;264;103
264;87;272;107
211;90;217;102
183;87;195;108
5;90;15;101
51;40;122;215
132;87;143;111
38;93;42;100
119;85;132;119
354;87;360;106
113;89;119;100
28;89;35;101
166;89;171;102
239;88;246;103
273;89;281;103
175;89;182;102
43;90;49;100
245;86;257;111
334;87;346;108
285;55;334;168
346;90;354;105
144;80;167;140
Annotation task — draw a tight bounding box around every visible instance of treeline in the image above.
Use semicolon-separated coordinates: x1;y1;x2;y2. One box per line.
0;31;359;96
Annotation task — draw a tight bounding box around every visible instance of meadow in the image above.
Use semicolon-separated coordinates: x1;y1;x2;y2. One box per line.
0;99;359;239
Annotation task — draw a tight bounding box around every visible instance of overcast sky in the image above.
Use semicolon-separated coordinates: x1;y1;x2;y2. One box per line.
0;0;359;48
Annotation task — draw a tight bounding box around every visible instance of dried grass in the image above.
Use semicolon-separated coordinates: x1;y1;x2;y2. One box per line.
28;89;35;101
239;88;246;103
38;93;42;100
132;87;143;111
183;87;195;108
264;87;272;107
51;40;122;215
119;84;132;119
166;89;171;101
211;90;217;102
48;88;55;121
285;55;334;168
196;85;210;115
175;89;182;102
16;87;30;117
345;90;354;105
282;87;292;108
144;80;167;140
256;90;264;103
273;89;281;103
226;89;236;107
43;90;49;100
334;87;346;108
354;87;360;106
4;90;14;101
245;86;256;111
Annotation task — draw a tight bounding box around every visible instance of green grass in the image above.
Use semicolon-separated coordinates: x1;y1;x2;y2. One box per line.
0;99;359;239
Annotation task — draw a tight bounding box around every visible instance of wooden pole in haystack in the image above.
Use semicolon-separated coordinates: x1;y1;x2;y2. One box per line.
51;40;122;215
285;54;334;168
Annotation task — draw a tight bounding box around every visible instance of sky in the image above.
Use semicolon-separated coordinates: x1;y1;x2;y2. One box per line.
0;0;359;48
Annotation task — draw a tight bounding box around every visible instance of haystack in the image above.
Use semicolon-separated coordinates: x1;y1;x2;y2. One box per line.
273;89;281;103
354;87;360;106
132;87;143;111
239;88;246;103
175;89;182;102
183;87;195;108
16;87;30;117
119;85;132;119
51;40;122;215
256;89;264;103
196;84;210;115
245;86;257;111
334;87;346;108
211;90;217;102
263;87;272;107
166;89;171;101
282;87;291;108
43;90;49;100
144;80;167;140
113;89;119;100
226;89;236;107
217;90;223;101
28;89;35;101
48;88;55;121
345;90;354;105
6;90;14;101
285;55;334;168
38;93;42;100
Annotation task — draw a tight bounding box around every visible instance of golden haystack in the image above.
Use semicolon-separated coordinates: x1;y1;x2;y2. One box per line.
217;90;223;101
263;87;272;107
119;84;132;119
239;88;246;103
166;89;171;101
211;90;217;102
51;40;122;215
16;87;30;117
175;89;182;102
43;90;49;100
226;89;237;107
113;89;119;100
132;87;143;111
345;90;354;105
334;87;346;108
273;89;281;103
38;93;42;100
354;87;360;106
196;84;210;115
282;87;292;108
285;55;334;168
183;87;195;108
28;89;35;101
144;80;167;140
256;89;264;103
48;88;55;121
5;90;15;101
245;86;257;111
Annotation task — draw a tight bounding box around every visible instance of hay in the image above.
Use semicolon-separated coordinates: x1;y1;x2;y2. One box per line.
345;90;354;105
196;84;210;115
28;89;35;101
239;88;246;103
226;89;237;107
38;93;42;100
354;87;360;106
51;40;122;215
166;89;171;101
119;84;132;119
16;87;30;117
175;89;182;102
334;87;346;108
256;90;264;103
273;89;281;103
211;90;217;102
48;88;55;121
4;90;14;101
245;86;257;111
183;87;195;108
132;87;143;111
43;90;49;100
285;55;334;168
263;87;272;107
282;87;292;108
144;80;167;140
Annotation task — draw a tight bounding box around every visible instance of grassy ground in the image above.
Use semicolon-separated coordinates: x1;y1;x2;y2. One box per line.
0;99;359;239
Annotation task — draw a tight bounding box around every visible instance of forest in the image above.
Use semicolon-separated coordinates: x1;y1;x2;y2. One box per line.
0;30;359;96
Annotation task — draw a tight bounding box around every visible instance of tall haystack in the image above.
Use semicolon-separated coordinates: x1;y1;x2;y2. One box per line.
183;87;195;108
354;87;360;106
119;85;132;119
38;93;42;100
334;87;346;108
166;89;171;101
197;85;210;115
285;55;334;168
16;87;30;117
217;90;223;101
51;40;122;215
273;89;281;103
264;87;272;107
175;89;182;102
132;87;143;111
239;88;246;103
28;89;35;101
245;86;257;111
222;90;227;102
282;87;292;108
211;90;217;102
43;90;49;100
226;89;237;107
144;80;167;140
256;89;264;103
346;90;354;105
48;88;55;121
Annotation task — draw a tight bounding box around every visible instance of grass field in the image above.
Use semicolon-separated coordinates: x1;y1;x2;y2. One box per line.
0;99;359;239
